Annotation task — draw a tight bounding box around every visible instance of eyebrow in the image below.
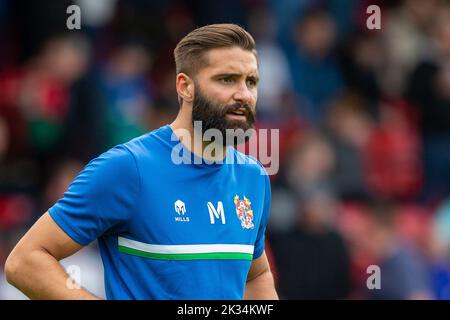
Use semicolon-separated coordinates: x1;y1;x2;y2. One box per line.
214;73;260;84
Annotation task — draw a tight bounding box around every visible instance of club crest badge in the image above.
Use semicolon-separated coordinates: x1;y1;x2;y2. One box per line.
234;195;254;229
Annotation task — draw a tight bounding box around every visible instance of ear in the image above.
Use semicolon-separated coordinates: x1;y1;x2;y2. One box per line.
176;73;194;104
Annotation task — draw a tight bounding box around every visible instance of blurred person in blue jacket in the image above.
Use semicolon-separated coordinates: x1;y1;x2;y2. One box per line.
364;200;432;300
100;40;154;148
287;7;343;125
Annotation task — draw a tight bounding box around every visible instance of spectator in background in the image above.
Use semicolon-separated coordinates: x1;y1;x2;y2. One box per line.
407;5;450;202
339;32;384;107
246;6;305;179
382;0;440;97
0;34;91;277
247;7;293;119
284;131;336;197
364;200;432;300
268;131;351;299
365;103;423;200
149;3;194;101
287;7;343;125
269;188;351;299
0;33;90;212
325;93;374;200
0;34;90;158
100;40;153;148
269;0;319;49
64;71;106;164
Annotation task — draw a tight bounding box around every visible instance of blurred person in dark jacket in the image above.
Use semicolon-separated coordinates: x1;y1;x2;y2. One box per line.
269;187;351;299
407;6;450;202
325;93;374;200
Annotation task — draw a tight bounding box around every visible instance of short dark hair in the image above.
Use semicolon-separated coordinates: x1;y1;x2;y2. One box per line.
174;23;257;77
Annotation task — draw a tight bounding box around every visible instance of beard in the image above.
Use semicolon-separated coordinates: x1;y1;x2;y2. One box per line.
191;83;256;146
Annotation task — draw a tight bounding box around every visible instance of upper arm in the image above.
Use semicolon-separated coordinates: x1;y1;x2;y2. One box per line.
47;145;140;246
11;211;83;261
247;251;271;282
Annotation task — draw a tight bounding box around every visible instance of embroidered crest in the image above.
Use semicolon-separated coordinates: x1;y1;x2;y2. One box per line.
234;195;254;229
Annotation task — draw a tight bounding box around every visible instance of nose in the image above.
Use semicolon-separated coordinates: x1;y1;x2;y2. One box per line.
233;82;255;106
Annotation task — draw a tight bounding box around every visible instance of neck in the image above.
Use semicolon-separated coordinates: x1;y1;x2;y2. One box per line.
170;108;227;162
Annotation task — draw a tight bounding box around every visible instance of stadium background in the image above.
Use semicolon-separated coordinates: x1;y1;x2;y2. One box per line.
0;0;450;299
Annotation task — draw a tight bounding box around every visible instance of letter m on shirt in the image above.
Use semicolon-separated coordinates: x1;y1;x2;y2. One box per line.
207;201;226;224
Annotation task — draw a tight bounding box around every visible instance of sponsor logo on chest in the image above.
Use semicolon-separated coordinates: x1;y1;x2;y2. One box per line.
173;195;255;229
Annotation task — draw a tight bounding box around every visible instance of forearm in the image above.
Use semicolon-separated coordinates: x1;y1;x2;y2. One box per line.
244;270;278;300
5;249;99;300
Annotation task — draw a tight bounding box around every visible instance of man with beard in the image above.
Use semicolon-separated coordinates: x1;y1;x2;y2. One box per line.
5;24;278;300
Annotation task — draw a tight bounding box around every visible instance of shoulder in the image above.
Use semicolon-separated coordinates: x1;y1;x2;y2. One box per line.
98;126;174;177
85;131;159;180
120;132;152;159
120;125;172;160
79;144;138;187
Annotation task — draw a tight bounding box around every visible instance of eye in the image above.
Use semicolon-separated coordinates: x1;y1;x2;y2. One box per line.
219;77;234;84
246;78;257;88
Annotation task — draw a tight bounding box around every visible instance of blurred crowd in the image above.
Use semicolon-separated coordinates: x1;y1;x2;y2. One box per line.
0;0;450;300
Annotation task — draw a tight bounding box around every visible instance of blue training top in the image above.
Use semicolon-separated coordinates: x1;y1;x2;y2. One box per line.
49;125;271;299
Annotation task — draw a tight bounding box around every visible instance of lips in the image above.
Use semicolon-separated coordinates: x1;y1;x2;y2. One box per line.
228;108;246;115
226;113;247;121
226;107;248;119
226;111;247;122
